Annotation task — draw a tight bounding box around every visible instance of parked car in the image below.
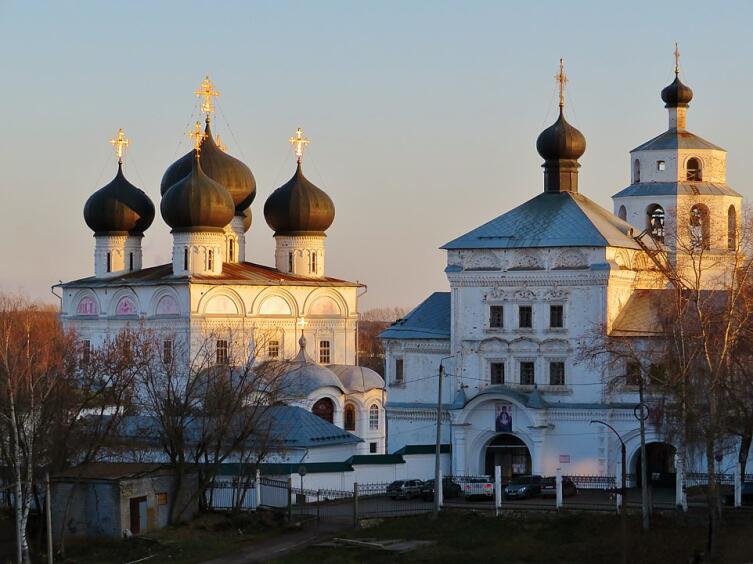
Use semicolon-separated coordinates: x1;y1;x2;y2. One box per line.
420;478;462;501
723;482;753;506
462;477;495;500
540;476;577;498
387;479;423;500
504;475;543;499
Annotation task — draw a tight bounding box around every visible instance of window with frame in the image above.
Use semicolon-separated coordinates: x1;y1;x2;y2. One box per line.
319;340;331;364
162;339;173;365
184;248;188;270
657;160;666;171
216;339;229;365
549;361;565;386
369;404;379;430
268;340;280;358
518;305;533;329
229;239;235;262
311;252;317;273
156;493;168;506
129;252;134;271
370;442;377;454
208;250;214;271
549;305;564;328
520;361;535;385
288;252;293;272
344;404;356;431
394;358;404;384
625;361;641;386
106;252;111;273
489;305;504;328
490;362;505;385
81;339;91;367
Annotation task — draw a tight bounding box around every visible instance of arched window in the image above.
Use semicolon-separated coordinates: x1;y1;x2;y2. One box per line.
690;204;710;250
184;248;188;270
129;252;134;271
687;157;702;181
618;205;627;221
646;204;665;243
229;239;235;262
106;252;112;273
369;404;379;430
728;205;737;250
634;159;641;183
344;404;356;431
312;398;334;424
208;250;214;270
312;252;317;273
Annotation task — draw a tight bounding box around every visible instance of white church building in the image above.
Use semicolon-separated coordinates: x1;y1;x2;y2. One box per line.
58;80;386;461
382;60;744;482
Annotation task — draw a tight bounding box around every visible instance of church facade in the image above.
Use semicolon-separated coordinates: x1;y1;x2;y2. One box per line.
58;80;386;459
382;61;743;481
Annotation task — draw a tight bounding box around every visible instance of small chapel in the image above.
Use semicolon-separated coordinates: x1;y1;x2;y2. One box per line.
59;78;386;459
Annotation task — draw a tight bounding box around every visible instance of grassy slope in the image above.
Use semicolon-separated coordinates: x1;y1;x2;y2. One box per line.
275;511;753;564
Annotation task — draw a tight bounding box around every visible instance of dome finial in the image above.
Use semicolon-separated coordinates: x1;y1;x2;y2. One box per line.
289;127;310;164
188;120;205;154
195;75;220;119
555;58;568;110
674;42;681;77
109;128;130;165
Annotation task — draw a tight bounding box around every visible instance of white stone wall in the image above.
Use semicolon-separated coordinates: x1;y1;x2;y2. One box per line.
94;235;143;278
172;231;226;276
274;235;326;278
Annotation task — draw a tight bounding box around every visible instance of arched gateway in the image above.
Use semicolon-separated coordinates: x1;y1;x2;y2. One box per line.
484;434;532;479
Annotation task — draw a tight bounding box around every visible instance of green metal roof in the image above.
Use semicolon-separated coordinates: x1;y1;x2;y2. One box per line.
394;444;451;455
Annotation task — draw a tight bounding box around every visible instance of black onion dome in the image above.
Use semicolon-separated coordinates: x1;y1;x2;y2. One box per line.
160;152;235;232
242;207;252;233
661;74;693;108
536;108;586;161
264;163;335;236
84;163;155;236
160;121;256;213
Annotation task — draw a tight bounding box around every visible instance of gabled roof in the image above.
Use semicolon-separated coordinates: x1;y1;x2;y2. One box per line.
62;261;360;288
631;129;724;152
612;182;741;198
380;292;451;340
442;192;640;250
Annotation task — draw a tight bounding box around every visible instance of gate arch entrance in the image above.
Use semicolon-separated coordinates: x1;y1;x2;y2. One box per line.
484;433;531;479
633;441;676;487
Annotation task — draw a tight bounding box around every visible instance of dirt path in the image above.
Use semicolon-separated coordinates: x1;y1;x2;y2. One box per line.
200;520;351;564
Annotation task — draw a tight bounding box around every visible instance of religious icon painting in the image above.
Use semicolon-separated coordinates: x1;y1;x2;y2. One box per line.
495;401;513;433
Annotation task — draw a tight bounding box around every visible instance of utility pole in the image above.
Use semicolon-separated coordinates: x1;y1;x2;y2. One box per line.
432;363;444;519
45;472;53;564
638;377;650;531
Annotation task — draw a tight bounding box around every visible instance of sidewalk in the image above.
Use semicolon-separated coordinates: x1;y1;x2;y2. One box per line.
200;519;351;564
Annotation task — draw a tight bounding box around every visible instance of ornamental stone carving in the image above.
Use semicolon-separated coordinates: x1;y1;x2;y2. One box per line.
510;253;542;270
553;249;587;269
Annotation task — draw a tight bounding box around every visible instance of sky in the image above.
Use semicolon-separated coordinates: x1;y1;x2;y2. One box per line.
1;0;752;310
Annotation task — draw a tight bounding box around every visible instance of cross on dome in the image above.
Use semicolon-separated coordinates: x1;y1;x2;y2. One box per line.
188;121;205;152
195;75;220;117
109;128;130;163
555;58;568;108
216;134;227;152
674;42;681;76
289;128;310;163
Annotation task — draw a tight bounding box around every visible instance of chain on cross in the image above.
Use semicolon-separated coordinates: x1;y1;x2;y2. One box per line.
109;128;130;163
289;128;310;163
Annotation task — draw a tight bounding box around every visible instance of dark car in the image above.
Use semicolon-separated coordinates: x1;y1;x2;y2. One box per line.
540;476;577;498
387;479;423;500
420;478;462;501
723;482;753;506
504;475;543;499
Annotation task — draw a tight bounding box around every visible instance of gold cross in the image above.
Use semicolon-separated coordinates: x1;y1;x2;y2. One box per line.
188;121;205;152
674;42;680;76
555;58;568;108
195;75;220;116
109;128;130;163
216;134;227;152
289;128;310;163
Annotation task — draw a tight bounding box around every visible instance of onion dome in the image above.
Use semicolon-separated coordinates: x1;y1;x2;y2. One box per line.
264;162;335;235
661;74;693;108
278;335;345;396
242;207;252;232
160;120;256;213
536;108;587;162
84;162;155;236
160;151;235;232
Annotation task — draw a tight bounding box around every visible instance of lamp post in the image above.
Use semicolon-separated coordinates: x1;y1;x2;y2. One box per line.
590;419;627;564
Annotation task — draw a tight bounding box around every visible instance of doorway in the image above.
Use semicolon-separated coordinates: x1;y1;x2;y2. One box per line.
634;442;677;487
129;496;148;534
484;434;532;479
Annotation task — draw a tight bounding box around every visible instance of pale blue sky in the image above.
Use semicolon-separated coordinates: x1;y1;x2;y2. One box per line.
1;1;752;309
